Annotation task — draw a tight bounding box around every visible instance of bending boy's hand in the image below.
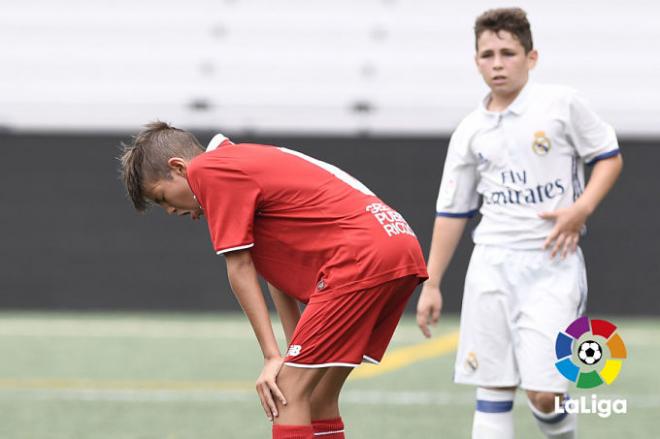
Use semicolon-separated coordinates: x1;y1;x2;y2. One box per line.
539;203;590;259
416;283;443;338
256;356;287;421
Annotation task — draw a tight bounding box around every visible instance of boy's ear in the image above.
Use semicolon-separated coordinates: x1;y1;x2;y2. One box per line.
167;157;188;175
527;49;539;69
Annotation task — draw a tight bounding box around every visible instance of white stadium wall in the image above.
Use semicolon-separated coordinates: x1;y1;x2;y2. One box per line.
0;0;658;136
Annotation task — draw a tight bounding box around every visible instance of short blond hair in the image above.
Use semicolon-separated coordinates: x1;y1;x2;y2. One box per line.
119;121;203;211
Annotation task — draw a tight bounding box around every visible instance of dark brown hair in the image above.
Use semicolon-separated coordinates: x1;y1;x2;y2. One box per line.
474;7;533;53
119;121;203;211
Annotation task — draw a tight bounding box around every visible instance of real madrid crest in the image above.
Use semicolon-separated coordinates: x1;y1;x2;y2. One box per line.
465;351;478;372
532;130;551;155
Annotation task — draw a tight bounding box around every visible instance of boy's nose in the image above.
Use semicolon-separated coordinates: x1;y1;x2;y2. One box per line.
166;207;176;215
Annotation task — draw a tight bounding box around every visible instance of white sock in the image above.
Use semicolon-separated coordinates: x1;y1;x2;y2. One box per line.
472;387;515;439
528;394;577;439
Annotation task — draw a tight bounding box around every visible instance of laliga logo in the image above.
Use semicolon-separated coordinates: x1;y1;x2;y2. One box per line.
555;316;627;388
554;316;628;418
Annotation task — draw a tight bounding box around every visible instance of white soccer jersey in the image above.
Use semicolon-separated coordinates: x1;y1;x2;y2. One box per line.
436;82;620;249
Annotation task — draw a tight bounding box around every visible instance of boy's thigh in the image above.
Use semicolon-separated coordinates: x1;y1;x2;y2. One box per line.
363;275;420;363
284;275;419;368
515;250;587;392
455;245;520;387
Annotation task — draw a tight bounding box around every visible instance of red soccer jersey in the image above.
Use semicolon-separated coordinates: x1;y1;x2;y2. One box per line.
186;141;428;303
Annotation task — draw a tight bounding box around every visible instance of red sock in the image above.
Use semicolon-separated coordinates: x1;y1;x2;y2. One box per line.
312;417;345;438
272;424;314;439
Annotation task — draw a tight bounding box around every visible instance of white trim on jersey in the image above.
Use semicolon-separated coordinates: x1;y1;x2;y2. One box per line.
206;133;232;151
216;243;254;255
362;355;380;365
278;147;375;196
284;361;359;369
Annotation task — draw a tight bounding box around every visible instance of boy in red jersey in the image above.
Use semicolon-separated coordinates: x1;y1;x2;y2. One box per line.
119;122;428;439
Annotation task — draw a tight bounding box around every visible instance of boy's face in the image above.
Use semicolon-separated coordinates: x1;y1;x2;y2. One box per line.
475;30;537;97
146;158;203;220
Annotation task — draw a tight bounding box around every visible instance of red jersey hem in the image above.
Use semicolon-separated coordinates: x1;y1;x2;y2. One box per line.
307;265;428;304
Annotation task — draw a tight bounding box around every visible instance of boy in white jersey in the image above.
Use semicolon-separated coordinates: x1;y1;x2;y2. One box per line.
416;8;622;439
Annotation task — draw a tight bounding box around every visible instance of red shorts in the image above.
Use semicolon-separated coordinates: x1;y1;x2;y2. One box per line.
283;275;421;368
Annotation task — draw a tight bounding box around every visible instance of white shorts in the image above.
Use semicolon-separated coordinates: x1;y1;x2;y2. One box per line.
454;244;587;392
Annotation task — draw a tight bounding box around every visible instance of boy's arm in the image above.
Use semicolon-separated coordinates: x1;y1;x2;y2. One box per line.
224;249;287;420
267;283;301;346
416;216;468;338
540;154;623;258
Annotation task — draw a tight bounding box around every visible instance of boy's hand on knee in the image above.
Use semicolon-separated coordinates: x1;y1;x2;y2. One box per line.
539;203;589;259
416;283;443;338
256;356;287;421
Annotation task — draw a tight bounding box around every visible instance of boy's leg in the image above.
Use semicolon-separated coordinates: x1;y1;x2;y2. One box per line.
272;365;328;439
513;248;586;439
526;391;576;439
275;365;328;425
472;387;516;439
310;367;352;438
280;275;421;438
454;246;520;439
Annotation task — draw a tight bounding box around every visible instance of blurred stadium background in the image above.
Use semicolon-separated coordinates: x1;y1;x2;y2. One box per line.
0;1;658;437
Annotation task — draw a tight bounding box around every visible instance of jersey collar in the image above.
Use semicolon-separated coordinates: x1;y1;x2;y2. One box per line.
480;81;535;116
206;133;233;151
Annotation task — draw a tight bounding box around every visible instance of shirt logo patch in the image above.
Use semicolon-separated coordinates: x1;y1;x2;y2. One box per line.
287;345;302;357
465;351;479;372
317;279;326;291
532;130;552;156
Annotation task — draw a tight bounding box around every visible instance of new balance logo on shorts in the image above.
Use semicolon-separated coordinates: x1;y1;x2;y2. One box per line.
287;345;302;357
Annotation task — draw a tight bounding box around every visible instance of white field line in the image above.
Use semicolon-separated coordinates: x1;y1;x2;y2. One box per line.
0;388;658;408
0;318;656;345
0;319;256;339
0;319;451;345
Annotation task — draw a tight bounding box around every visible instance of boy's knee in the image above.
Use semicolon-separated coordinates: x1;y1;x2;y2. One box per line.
278;365;325;402
310;392;340;419
526;390;559;413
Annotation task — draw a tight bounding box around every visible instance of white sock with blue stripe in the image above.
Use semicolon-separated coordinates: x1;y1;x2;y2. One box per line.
528;394;577;438
472;387;515;439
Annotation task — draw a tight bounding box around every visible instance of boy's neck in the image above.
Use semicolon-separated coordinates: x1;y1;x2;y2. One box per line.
486;82;528;112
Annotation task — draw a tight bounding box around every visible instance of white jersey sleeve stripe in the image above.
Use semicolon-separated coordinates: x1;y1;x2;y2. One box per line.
216;243;255;255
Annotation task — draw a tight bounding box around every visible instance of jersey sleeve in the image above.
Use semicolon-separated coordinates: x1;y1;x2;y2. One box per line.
566;92;620;165
189;161;262;255
435;124;480;218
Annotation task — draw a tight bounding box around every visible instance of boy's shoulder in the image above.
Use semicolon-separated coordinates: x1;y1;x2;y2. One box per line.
528;83;598;117
531;82;579;103
188;142;297;182
187;143;250;178
191;142;271;167
451;107;484;143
